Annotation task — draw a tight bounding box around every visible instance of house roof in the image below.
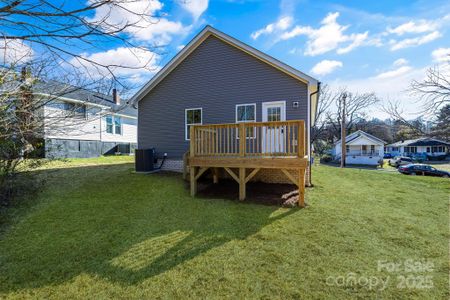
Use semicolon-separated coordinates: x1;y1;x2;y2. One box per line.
335;130;386;145
34;81;137;117
130;25;320;123
387;138;450;147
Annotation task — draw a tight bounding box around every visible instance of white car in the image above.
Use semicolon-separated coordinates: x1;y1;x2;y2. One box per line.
388;156;413;168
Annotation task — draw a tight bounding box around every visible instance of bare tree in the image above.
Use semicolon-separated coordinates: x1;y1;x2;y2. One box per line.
0;0;161;88
326;89;379;141
381;100;426;136
311;84;335;145
411;65;450;114
0;1;168;205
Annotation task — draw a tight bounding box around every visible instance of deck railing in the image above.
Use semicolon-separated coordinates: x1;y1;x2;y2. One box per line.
190;120;305;158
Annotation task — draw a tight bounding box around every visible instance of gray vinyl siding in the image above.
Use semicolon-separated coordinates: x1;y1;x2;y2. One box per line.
138;36;309;159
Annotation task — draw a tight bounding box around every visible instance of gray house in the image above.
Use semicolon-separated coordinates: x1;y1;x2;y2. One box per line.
132;26;319;184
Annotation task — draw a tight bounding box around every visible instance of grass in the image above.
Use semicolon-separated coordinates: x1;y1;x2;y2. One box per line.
0;157;448;299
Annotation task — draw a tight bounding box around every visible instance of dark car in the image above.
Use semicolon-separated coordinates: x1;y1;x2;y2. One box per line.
398;164;450;178
388;156;413;168
384;153;393;159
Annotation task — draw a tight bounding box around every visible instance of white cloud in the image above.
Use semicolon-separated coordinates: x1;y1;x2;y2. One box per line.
331;65;428;118
390;31;441;51
179;0;208;21
88;0;189;44
393;58;408;66
374;59;413;79
251;16;293;40
279;12;369;56
387;20;438;36
0;39;33;64
336;32;368;54
431;47;450;63
375;65;412;79
70;47;161;82
311;60;343;76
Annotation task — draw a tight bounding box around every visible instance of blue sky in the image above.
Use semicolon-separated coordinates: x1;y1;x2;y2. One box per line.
7;0;450;118
133;0;450;118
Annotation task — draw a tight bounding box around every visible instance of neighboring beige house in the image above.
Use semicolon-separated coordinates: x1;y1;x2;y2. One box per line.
334;130;385;165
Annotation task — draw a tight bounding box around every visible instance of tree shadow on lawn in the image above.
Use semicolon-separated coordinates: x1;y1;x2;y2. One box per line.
0;164;298;293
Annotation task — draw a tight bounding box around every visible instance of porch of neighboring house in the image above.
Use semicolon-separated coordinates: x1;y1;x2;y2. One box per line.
346;145;382;157
185;120;308;207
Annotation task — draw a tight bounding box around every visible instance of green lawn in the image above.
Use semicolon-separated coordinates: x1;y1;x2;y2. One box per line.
0;157;448;299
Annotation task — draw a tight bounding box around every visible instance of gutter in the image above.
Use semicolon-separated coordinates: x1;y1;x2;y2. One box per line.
308;81;321;187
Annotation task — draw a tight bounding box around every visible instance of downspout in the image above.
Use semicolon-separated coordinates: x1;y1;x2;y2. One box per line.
309;81;321;187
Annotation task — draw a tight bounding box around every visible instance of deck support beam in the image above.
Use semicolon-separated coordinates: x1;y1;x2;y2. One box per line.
190;166;197;197
281;169;297;186
298;169;305;207
239;168;246;201
195;167;209;181
212;168;219;184
245;168;260;183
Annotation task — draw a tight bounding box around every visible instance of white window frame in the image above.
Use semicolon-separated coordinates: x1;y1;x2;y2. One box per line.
235;103;256;139
105;115;114;134
114;116;123;136
185;108;203;141
105;114;122;135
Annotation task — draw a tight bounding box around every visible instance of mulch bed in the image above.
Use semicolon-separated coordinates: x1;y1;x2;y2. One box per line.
194;178;300;206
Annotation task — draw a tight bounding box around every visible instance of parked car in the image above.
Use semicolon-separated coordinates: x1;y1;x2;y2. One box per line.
388;156;413;168
384;153;393;159
398;164;450;177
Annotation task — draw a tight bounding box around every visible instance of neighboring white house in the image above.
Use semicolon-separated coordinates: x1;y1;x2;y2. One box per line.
385;138;450;158
36;82;137;158
334;130;386;165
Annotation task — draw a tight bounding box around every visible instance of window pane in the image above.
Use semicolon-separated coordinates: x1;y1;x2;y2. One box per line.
186;109;201;125
246;105;255;121
237;106;245;122
193;109;201;123
114;117;122;135
106;115;113;133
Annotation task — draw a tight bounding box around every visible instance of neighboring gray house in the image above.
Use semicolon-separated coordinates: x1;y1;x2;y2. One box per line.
37;82;137;158
131;26;319;183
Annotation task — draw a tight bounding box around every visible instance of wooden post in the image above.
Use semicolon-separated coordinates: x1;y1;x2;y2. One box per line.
213;167;219;184
298;169;305;207
298;121;305;157
340;93;347;168
239;167;246;201
239;123;245;157
190;167;197;196
190;126;196;196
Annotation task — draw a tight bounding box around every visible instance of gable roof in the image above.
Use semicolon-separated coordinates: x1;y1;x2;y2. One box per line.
335;130;386;145
35;81;137;117
130;25;320;122
388;138;450;147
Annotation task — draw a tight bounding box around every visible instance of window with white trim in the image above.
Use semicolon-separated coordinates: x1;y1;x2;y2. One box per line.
114;116;122;135
105;115;122;135
185;108;202;140
236;104;256;138
106;115;113;134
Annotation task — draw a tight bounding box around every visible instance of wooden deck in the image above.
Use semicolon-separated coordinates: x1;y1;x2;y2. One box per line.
188;120;308;206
